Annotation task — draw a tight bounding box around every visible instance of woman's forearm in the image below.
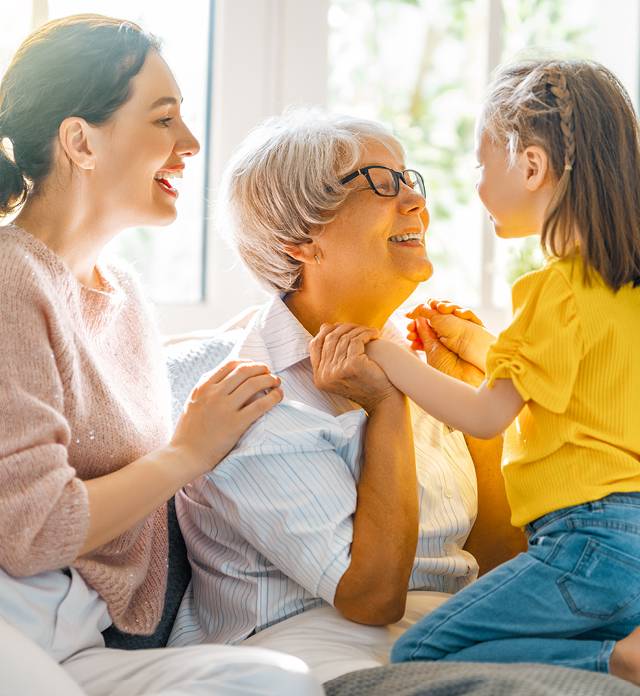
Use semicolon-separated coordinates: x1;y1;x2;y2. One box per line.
81;360;283;556
80;444;201;555
333;391;418;625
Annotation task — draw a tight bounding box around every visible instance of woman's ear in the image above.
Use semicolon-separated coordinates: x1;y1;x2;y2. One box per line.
521;145;551;192
58;117;97;170
284;241;321;265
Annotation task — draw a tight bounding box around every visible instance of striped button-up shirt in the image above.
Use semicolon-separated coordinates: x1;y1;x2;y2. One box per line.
169;295;478;647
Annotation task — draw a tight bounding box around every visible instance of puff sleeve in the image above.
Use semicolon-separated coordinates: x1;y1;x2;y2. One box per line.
486;264;584;414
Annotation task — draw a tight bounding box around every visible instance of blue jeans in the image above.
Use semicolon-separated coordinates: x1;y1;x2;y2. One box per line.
391;493;640;673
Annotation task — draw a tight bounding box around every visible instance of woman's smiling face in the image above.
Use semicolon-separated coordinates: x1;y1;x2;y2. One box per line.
90;51;200;229
315;139;432;306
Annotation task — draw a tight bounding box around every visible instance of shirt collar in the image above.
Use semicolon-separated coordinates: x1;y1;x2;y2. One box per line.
235;294;313;374
236;293;410;375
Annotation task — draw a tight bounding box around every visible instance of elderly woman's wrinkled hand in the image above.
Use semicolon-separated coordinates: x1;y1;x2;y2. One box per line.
309;323;400;413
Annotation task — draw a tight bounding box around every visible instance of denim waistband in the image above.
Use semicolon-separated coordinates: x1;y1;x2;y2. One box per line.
526;491;640;535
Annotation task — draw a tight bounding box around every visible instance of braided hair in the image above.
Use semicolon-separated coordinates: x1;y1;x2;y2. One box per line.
480;58;640;291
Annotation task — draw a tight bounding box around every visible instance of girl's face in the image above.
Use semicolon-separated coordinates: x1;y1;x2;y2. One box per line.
474;127;547;240
90;52;200;229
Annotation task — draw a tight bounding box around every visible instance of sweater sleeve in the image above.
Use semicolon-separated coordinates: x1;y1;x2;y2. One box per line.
0;260;89;577
485;265;584;414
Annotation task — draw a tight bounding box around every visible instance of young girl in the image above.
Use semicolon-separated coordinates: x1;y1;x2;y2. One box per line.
366;58;640;684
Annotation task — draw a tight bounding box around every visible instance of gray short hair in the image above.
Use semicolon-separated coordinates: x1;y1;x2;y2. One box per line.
216;107;405;293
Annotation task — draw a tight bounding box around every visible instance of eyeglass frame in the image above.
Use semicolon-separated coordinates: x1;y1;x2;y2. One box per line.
339;166;426;198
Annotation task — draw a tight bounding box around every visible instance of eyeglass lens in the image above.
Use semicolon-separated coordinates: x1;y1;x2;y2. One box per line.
365;167;425;197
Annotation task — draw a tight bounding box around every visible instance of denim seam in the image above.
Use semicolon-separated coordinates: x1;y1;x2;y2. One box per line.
568;518;640;534
597;640;616;673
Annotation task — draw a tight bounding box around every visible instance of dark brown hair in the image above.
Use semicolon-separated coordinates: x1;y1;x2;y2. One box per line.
0;14;161;216
481;58;640;291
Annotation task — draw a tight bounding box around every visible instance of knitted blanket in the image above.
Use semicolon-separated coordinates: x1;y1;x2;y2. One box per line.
325;662;640;696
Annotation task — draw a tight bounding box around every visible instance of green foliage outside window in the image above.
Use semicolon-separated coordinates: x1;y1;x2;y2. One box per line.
328;0;594;303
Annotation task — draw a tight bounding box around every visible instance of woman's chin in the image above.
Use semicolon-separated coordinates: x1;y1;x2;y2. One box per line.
411;259;434;284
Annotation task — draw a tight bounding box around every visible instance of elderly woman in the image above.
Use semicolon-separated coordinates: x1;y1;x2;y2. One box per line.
169;109;525;652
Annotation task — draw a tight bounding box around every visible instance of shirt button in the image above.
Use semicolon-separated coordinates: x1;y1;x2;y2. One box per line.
443;541;454;553
445;488;455;499
443;578;452;592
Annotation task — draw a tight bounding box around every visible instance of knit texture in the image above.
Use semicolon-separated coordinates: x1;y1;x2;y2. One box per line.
0;225;172;634
325;662;640;696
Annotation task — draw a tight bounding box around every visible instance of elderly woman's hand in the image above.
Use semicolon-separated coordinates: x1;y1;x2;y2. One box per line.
309;323;400;413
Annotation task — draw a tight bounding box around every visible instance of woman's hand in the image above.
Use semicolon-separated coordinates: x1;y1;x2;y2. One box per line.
82;360;282;556
171;360;283;478
309;323;399;413
311;325;417;625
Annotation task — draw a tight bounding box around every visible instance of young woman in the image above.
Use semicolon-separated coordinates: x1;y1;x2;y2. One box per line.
0;13;321;696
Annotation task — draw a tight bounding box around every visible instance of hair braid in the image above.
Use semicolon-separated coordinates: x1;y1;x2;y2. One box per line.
545;71;576;172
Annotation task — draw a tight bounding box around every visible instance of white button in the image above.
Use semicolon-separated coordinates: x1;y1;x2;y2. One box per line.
443;578;452;592
443;541;454;553
445;488;455;499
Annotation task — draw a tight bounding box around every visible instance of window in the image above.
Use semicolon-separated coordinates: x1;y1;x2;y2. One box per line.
3;1;638;333
46;0;212;306
328;0;640;331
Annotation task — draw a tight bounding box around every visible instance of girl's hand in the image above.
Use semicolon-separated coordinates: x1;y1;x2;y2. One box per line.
309;323;399;413
171;360;283;478
411;319;486;388
406;302;495;373
406;299;485;350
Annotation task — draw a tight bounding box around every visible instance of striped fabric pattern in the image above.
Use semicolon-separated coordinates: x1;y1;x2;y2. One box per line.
169;295;478;647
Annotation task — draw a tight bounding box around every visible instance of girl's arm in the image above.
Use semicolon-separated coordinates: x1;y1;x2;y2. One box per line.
365;339;525;439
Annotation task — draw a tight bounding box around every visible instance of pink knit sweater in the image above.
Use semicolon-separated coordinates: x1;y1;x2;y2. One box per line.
0;226;172;634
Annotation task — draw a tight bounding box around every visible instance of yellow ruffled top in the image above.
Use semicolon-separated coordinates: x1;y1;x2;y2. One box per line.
486;253;640;527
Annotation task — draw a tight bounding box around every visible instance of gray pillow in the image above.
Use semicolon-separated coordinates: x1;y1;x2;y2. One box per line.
165;330;241;428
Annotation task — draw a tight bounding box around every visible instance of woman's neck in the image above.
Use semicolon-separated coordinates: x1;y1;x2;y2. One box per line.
284;285;407;336
13;186;118;289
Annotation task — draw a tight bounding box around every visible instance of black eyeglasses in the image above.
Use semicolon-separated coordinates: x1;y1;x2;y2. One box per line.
339;166;426;198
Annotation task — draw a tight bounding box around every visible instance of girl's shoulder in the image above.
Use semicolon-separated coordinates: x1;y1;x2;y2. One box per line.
510;257;575;315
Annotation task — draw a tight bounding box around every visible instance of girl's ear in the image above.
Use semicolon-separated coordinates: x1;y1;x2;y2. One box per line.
58;117;97;170
522;145;551;192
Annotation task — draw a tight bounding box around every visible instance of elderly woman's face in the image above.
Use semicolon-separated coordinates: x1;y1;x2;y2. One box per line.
316;140;432;303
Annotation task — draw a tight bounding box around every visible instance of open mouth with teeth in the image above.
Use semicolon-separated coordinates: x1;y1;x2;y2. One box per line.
154;169;183;197
388;232;424;244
